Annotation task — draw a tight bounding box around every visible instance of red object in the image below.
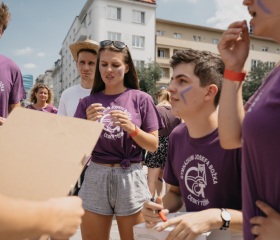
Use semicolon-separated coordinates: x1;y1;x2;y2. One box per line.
129;125;139;138
158;211;167;222
224;69;246;82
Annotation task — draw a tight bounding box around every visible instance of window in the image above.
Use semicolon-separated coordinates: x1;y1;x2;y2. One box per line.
88;10;92;25
193;35;201;42
262;46;269;52
81;15;87;28
277;49;280;54
134;60;145;69
158;49;165;58
212;38;219;45
251;44;254;50
251;59;261;69
108;32;121;41
132;10;145;24
156;30;165;36
132;35;145;48
160;68;170;78
174;33;182;39
107;6;121;20
266;61;275;68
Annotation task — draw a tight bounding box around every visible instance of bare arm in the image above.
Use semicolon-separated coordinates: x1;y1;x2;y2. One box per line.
8;103;21;113
217;20;250;149
0;194;84;240
162;185;184;213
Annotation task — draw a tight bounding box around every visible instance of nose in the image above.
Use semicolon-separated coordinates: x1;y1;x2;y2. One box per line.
243;0;252;6
167;80;175;93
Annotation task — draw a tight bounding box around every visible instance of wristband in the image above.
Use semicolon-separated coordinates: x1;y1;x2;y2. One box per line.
129;125;139;138
224;69;246;82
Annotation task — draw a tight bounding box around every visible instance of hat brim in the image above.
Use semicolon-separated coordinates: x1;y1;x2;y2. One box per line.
69;41;99;62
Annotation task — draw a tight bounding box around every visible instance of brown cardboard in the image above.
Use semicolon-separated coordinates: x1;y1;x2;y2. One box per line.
0;107;103;200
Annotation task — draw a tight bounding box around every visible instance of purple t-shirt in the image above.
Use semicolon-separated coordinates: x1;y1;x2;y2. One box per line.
156;105;181;136
0;54;26;118
242;67;280;240
74;89;161;166
164;123;242;211
26;104;58;114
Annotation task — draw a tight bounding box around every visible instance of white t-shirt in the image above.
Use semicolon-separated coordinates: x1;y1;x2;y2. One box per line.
57;84;91;117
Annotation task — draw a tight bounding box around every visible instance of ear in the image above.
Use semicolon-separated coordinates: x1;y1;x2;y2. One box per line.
204;84;218;102
125;64;129;73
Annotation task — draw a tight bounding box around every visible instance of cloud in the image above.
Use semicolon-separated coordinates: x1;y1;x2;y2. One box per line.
161;0;198;2
14;47;33;56
24;63;37;69
37;52;46;57
207;0;250;29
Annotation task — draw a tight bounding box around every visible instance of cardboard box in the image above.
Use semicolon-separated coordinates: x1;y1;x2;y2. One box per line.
0;107;103;200
134;212;243;240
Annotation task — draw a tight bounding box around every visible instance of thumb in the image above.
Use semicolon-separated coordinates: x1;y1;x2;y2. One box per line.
155;196;163;206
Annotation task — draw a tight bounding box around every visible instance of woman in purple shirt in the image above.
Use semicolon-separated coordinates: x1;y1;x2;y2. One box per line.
74;40;161;240
26;84;57;114
218;1;280;239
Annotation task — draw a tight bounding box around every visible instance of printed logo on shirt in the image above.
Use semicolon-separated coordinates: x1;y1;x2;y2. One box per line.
247;89;263;113
180;154;218;207
100;105;132;140
0;81;4;91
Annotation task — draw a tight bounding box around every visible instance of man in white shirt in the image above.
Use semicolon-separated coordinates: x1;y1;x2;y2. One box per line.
58;39;99;116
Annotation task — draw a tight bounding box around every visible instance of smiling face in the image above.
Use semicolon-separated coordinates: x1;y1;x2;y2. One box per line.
99;49;128;93
244;0;280;41
35;87;49;104
167;63;209;119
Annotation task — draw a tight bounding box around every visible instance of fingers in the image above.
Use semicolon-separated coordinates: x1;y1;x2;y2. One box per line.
251;224;260;236
255;200;276;217
86;103;105;121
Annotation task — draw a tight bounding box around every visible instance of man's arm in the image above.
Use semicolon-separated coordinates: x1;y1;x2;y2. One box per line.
162;185;184;213
8;102;21;113
0;194;84;240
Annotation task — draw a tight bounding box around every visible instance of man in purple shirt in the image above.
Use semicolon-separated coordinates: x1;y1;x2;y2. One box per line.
142;49;243;239
0;2;26;125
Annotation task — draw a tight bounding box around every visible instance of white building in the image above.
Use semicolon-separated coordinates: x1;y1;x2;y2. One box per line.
52;0;156;106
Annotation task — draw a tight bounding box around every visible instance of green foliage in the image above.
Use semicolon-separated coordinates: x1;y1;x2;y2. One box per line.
242;62;274;103
137;61;162;101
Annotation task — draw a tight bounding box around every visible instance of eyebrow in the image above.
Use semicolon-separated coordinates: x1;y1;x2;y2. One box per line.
172;74;191;80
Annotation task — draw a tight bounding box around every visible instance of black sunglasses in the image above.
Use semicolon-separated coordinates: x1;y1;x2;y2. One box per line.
100;40;126;50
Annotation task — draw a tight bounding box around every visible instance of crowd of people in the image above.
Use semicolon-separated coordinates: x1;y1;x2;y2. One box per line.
1;0;280;240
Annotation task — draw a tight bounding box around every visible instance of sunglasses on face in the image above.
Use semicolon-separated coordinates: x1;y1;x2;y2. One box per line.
100;40;126;50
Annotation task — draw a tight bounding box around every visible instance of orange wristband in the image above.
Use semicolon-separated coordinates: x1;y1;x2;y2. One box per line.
129;125;139;138
224;69;246;82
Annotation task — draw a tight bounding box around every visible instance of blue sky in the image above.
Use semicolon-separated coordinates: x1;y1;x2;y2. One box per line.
0;0;249;79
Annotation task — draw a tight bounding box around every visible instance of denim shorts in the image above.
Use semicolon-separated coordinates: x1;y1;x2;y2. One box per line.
79;162;151;216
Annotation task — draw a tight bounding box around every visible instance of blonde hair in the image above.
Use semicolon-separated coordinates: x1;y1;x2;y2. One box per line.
29;84;53;104
156;89;171;104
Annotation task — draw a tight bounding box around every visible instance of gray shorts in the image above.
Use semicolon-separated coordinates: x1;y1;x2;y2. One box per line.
79;162;151;216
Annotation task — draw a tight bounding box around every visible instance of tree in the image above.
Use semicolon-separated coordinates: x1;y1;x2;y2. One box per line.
242;61;274;103
137;61;162;101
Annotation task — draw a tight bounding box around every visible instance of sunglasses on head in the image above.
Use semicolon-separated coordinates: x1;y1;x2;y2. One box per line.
100;40;126;50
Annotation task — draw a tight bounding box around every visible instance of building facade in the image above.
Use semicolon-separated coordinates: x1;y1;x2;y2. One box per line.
51;0;280;106
52;0;156;106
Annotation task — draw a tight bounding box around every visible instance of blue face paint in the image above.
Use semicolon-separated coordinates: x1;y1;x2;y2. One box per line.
180;86;192;105
257;0;271;14
118;67;123;77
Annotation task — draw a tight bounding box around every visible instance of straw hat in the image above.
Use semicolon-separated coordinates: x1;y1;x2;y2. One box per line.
69;39;99;62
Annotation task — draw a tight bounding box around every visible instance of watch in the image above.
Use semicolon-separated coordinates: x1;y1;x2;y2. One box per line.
220;208;231;230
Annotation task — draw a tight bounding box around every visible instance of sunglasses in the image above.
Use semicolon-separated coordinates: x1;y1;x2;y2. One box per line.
100;40;126;50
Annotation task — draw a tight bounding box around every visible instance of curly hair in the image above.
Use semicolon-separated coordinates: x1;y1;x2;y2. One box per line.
170;48;225;106
0;2;11;32
29;84;53;104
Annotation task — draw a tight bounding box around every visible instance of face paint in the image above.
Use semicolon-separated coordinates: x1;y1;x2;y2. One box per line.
180;86;192;105
257;0;271;14
118;67;123;77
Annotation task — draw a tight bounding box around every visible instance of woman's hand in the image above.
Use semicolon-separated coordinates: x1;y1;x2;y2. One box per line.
110;110;135;133
250;200;280;240
86;103;105;121
217;20;250;72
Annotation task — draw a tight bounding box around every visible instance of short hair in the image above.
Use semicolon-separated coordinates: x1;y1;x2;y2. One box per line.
77;49;97;60
0;2;11;32
170;48;225;106
29;84;54;104
91;43;139;94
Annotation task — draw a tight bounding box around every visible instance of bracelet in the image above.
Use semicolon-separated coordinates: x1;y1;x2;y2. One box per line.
129;125;139;138
224;69;246;82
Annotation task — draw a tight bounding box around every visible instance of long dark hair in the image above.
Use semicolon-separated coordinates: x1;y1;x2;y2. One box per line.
91;44;139;94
